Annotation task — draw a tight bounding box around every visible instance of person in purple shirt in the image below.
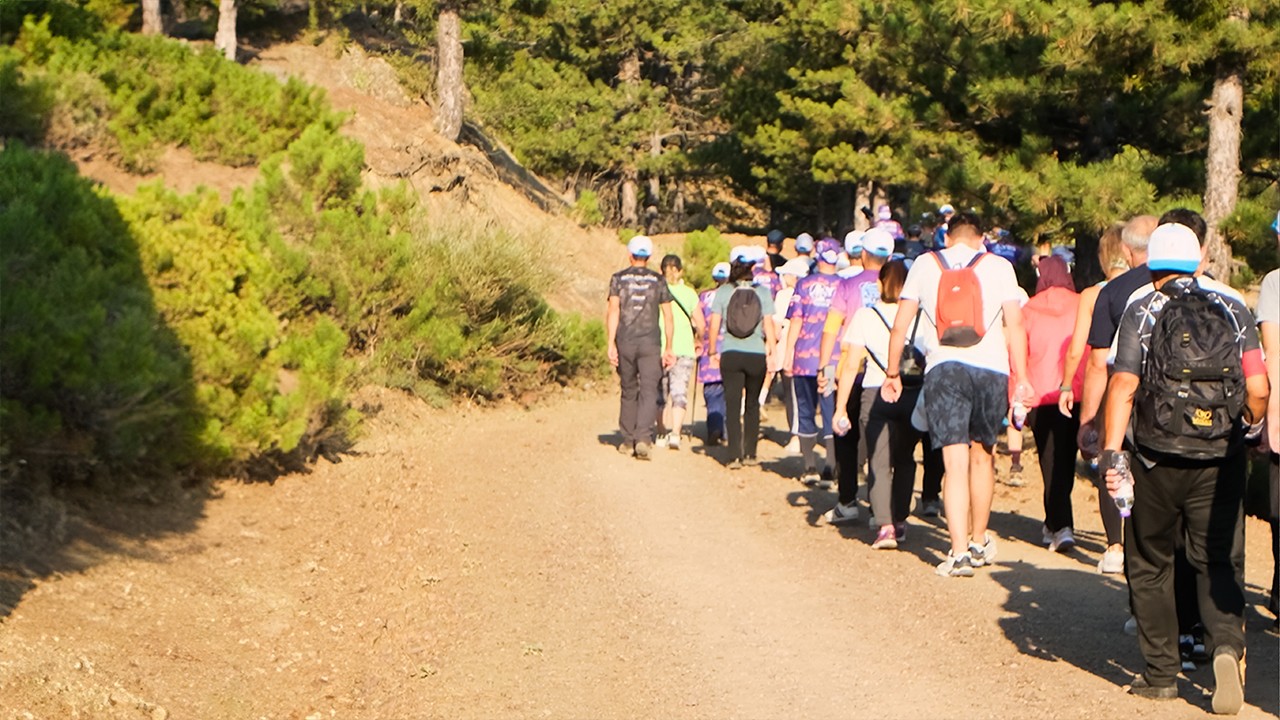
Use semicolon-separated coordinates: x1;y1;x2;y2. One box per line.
784;239;845;487
816;228;893;513
874;205;905;240
698;262;730;445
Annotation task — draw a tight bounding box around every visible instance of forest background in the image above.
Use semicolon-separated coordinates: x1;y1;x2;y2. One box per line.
1;0;1278;500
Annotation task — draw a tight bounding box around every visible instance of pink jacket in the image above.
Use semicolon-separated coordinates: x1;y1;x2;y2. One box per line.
1022;286;1082;407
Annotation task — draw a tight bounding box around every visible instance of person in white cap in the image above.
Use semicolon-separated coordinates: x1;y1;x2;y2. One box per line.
837;230;865;279
932;204;955;250
607;235;675;460
794;233;816;273
1100;221;1268;711
697;262;732;446
1260;211;1280;631
771;258;810;451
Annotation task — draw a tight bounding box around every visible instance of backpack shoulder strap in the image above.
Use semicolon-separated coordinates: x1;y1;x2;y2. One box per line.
965;252;987;269
872;306;892;331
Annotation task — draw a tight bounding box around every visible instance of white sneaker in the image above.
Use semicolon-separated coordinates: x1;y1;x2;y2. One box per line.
1098;548;1124;574
1041;525;1053;546
820;502;860;525
655;433;670;448
667;434;681;450
1047;527;1075;553
969;533;998;567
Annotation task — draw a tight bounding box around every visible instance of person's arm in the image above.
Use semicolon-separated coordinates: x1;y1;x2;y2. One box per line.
783;309;803;376
1262;320;1279;450
606;296;621;367
833;342;867;427
1003;299;1031;402
818;307;847;376
1078;348;1109;427
661;301;675;368
691;295;706;356
708;313;722;368
880;298;919;402
1101;371;1139;454
764;316;778;372
1059;286;1100;416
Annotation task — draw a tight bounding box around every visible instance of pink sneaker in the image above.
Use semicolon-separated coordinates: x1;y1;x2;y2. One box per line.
871;525;898;550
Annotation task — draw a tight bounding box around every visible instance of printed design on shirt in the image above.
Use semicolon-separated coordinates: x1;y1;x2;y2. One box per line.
697;289;723;384
788;274;843;375
1133;281;1247;365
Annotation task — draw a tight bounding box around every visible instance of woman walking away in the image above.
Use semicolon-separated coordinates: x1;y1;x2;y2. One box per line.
1057;224;1128;572
833;261;918;546
708;252;778;469
698;262;731;445
1021;255;1084;554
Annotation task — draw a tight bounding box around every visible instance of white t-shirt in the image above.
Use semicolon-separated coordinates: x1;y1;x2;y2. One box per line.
900;245;1023;375
842;301;935;387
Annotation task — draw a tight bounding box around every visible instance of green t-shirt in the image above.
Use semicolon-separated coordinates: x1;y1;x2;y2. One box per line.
660;282;700;357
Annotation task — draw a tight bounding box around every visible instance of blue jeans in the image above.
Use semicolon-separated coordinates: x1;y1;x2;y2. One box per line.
703;382;725;440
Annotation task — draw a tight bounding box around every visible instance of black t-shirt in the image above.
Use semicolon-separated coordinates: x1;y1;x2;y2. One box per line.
1086;264;1152;349
608;266;673;346
768;251;786;271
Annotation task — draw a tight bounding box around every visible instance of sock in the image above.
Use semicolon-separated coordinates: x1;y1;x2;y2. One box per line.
1011;450;1022;468
800;436;817;470
823;437;837;472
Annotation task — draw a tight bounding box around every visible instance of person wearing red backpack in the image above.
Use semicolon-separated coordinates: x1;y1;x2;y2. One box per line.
880;211;1033;577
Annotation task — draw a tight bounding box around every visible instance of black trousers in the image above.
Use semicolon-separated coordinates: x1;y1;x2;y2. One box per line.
721;351;767;461
1126;453;1246;686
617;339;662;446
1030;407;1080;533
834;385;862;505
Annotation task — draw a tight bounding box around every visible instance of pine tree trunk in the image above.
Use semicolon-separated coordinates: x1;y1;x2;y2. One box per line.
434;5;465;142
1201;7;1247;281
854;181;872;231
393;0;403;26
835;183;854;236
620;169;639;228
671;177;685;218
214;0;238;61
141;0;163;35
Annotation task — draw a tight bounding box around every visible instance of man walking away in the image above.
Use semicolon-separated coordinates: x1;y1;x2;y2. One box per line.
785;239;845;487
766;229;787;271
1101;223;1268;713
881;211;1032;577
658;254;703;450
698;262;731;446
607;235;675;460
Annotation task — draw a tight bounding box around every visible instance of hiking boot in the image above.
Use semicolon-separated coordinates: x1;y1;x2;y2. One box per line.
1047;527;1075;553
821;502;860;525
743;455;760;467
969;533;998;567
871;526;898;550
936;552;974;578
919;499;942;517
1211;647;1244;715
727;458;744;470
816;466;835;490
634;442;652;461
1128;674;1177;701
617;442;634;457
1098;548;1124;574
800;467;820;486
667;434;681;451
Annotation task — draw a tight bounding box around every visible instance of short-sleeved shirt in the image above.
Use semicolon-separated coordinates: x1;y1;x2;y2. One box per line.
660;282;700;357
697;289;723;384
1086;264;1151;349
843;302;899;388
1256;269;1279;327
786;272;844;376
900;246;1024;375
609;266;673;346
1113;277;1264;380
827;269;880;342
710;283;776;355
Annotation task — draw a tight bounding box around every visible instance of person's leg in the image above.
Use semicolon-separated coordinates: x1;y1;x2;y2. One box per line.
921;435;943;507
617;341;641;446
1033;407;1078;533
818;385;836;472
889;399;920;524
741;354;768;458
865;388;893;524
704;382;725;443
781;369;796;438
835;388;861;505
793;375;819;471
720;353;747;461
1181;456;1246;662
1127;460;1186;687
966;366;1008;551
634;343;663;447
667;357;693;443
924;363;978;557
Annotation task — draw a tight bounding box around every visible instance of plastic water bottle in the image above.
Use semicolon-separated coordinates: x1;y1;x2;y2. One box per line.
1011;400;1027;430
1111;452;1134;518
822;365;836;397
834;415;852;436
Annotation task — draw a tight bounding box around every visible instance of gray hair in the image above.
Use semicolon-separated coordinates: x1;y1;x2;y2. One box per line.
1121;215;1158;252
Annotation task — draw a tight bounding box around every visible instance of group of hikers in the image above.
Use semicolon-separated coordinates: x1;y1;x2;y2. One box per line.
606;204;1280;714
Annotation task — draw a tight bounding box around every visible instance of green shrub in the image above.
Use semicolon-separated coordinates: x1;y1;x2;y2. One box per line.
573;188;604;226
0;143;200;483
682;226;731;291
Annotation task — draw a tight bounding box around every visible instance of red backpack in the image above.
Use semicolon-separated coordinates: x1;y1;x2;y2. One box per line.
934;252;991;347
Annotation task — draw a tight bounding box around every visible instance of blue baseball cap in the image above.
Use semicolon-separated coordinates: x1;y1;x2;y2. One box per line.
766;229;785;246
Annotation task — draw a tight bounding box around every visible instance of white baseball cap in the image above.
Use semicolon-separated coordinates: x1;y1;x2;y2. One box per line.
843;230;865;255
1146;223;1201;274
627;235;653;258
861;228;895;257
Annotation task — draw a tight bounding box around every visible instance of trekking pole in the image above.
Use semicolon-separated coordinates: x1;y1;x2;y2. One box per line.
689;373;700;443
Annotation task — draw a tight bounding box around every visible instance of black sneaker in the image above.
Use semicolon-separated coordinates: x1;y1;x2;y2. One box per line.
1128;674;1177;700
1211;648;1244;715
816;467;834;490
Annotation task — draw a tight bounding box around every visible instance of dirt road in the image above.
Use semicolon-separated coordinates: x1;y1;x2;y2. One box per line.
2;388;1277;719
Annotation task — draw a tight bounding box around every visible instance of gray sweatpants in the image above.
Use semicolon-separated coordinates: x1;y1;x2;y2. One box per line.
617;339;663;446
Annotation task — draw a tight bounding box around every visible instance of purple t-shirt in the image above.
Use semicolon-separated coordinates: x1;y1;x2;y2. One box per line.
786;272;843;376
829;269;881;339
697;289;723;384
752;266;781;298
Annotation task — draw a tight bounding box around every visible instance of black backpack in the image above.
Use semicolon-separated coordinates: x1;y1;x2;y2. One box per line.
867;307;927;388
1133;282;1246;460
724;283;763;339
